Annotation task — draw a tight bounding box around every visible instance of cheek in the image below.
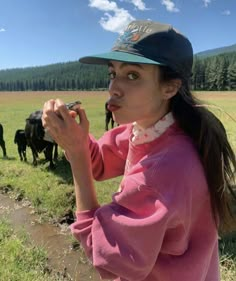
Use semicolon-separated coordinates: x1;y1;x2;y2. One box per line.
128;92;161;112
125;89;149;108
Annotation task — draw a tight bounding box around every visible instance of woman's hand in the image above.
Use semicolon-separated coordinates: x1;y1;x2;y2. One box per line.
42;99;89;162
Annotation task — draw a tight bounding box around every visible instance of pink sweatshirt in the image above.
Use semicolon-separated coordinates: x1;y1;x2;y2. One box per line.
70;123;220;281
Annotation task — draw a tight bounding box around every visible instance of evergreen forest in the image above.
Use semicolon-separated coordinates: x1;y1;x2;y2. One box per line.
0;51;236;91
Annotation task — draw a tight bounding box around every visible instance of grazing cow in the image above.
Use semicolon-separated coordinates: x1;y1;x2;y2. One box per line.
25;101;81;169
105;101;115;131
0;123;7;158
14;129;27;161
25;110;58;169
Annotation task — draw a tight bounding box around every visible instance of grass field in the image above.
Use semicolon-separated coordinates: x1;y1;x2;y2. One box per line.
0;218;69;281
0;91;117;218
195;91;236;150
0;90;236;280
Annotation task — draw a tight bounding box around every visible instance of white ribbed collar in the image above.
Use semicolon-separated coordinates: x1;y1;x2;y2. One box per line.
131;112;175;145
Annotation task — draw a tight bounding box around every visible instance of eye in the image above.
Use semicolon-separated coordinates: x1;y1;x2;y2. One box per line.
108;71;116;80
127;72;139;80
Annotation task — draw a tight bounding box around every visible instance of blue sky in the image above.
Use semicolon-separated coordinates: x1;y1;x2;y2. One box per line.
0;0;235;70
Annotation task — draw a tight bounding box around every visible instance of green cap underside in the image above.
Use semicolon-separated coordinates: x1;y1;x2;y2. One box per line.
79;51;166;66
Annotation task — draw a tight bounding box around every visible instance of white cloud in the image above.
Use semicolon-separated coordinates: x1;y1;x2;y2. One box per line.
203;0;211;8
118;0;149;11
0;28;6;32
89;0;118;11
161;0;179;13
222;10;231;16
129;0;148;11
100;9;135;32
89;0;135;33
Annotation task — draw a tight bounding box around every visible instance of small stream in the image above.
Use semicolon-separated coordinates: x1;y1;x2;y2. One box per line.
0;193;101;281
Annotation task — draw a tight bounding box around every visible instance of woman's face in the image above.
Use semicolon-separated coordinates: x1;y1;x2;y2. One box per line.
107;61;171;128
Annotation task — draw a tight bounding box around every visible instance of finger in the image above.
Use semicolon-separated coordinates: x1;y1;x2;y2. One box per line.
69;110;77;119
77;107;89;130
55;99;82;126
42;100;65;130
42;99;56;127
54;99;71;121
43;99;56;114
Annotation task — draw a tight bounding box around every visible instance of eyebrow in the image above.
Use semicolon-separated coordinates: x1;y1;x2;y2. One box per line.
108;61;144;70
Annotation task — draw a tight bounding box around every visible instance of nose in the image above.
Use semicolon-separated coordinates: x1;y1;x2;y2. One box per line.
108;79;123;97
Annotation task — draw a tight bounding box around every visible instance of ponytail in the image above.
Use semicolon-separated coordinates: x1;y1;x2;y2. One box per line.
160;66;236;232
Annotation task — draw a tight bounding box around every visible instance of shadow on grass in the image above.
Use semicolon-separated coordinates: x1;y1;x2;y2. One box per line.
0;156;16;160
219;231;236;260
15;153;74;185
219;196;236;260
48;155;73;184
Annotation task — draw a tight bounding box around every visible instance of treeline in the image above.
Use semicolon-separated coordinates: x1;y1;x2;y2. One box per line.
0;61;109;91
192;51;236;90
0;52;236;91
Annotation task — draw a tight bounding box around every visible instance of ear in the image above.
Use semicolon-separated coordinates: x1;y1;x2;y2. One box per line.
162;79;182;100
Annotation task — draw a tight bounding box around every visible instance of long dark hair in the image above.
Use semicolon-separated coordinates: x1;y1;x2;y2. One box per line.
159;66;236;232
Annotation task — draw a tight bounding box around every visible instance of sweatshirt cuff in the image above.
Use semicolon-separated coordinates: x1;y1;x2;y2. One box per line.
75;207;99;221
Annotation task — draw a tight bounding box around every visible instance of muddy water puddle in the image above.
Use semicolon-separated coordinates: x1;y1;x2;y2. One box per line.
0;193;101;281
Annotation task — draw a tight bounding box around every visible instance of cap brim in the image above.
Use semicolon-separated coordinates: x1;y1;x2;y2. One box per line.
79;51;165;66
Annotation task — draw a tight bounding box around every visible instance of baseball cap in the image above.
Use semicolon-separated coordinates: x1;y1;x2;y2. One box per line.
79;20;193;79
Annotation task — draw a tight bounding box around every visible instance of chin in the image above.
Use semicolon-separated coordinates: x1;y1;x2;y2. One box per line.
113;113;136;125
116;120;134;126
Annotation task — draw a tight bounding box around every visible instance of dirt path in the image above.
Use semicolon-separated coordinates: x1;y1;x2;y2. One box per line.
0;193;101;281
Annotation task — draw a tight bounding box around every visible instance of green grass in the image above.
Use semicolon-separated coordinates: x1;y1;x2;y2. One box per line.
0;90;236;280
0;91;116;221
0;218;67;281
195;91;236;150
219;232;236;281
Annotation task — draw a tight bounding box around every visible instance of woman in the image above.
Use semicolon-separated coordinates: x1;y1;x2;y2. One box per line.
42;20;236;281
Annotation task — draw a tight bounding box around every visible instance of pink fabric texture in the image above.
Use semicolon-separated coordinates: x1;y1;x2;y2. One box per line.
70;123;220;281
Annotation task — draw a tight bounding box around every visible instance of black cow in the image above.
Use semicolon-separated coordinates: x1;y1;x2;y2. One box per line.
105;101;115;131
25;101;81;169
14;129;27;161
0;123;7;158
25;110;58;169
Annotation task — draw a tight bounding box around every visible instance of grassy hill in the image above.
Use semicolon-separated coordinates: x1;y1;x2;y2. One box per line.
195;43;236;58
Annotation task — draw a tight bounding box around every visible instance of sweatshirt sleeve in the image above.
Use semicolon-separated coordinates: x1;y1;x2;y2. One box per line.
89;125;130;180
70;179;173;280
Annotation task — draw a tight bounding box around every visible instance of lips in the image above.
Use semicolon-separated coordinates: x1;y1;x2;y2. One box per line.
107;104;121;112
